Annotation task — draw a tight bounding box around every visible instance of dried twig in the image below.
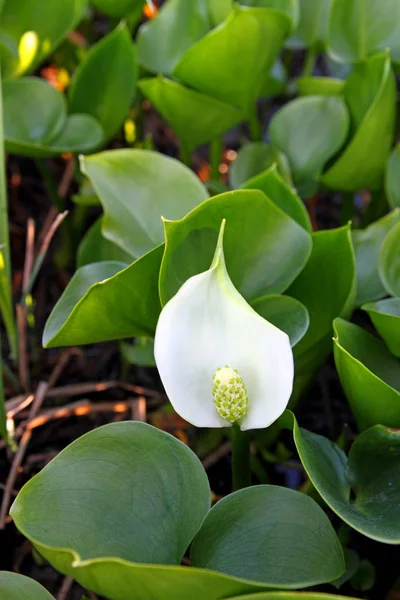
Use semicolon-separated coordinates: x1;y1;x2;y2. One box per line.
202;441;232;470
57;157;75;200
57;576;74;600
16;304;29;392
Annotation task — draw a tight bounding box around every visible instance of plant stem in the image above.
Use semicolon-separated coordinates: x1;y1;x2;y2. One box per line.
340;191;354;225
0;331;9;445
179;143;192;168
231;423;251;491
302;46;317;77
210;136;222;181
248;103;262;142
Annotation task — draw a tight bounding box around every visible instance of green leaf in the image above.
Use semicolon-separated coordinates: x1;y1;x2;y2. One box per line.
173;5;291;115
137;0;210;75
328;0;400;63
288;0;331;48
69;23;137;141
139;76;243;152
191;485;344;587
77;217;134;267
226;594;356;600
0;572;55;600
352;209;400;306
362;297;400;358
296;76;344;96
239;0;299;30
91;0;144;18
120;337;155;366
385;143;400;209
287;225;356;396
379;219;400;297
43;247;162;347
229;142;290;189
0;0;86;76
269;95;349;183
159;189;312;305
322;51;396;191
3;77;102;157
251;295;309;347
291;413;400;543
333;318;400;430
242;164;311;231
81;149;209;258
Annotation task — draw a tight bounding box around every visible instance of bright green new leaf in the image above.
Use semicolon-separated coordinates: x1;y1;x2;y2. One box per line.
333;318;400;430
139;77;243;152
208;0;232;26
269;95;349;183
77;217;134;267
251;295;310;347
322;51;396;191
43;248;162;347
379;219;400;297
174;5;291;115
328;0;400;63
352;209;400;306
385;144;400;209
229;142;290;189
91;0;144;17
0;572;55;600
69;23;137;141
137;0;210;75
159;189;312;305
81;149;209;258
362;298;400;358
296;76;344;96
288;0;331;48
191;486;344;587
291;413;400;543
287;225;356;398
0;0;86;76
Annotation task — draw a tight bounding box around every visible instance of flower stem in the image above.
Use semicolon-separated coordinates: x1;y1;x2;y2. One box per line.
210;136;222;181
231;423;251;491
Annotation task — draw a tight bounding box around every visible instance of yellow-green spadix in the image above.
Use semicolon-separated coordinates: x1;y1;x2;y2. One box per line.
154;220;294;430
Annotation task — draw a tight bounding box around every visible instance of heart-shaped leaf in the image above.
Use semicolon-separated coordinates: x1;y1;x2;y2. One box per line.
137;0;210;75
159;189;312;305
174;5;291;116
328;0;400;63
0;572;55;600
81;149;209;258
251;295;309;346
352;209;400;306
229;142;290;189
385;144;400;209
290;413;400;543
379;219;400;297
77;217;134;267
43;247;162;348
269;95;349;183
322;51;396;191
191;485;345;587
333;318;400;430
69;22;137;141
139;76;243;152
362;297;400;358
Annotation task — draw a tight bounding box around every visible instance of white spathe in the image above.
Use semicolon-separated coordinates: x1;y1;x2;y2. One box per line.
154;220;294;431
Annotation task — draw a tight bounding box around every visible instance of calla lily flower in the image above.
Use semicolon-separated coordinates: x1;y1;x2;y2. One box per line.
154;220;294;430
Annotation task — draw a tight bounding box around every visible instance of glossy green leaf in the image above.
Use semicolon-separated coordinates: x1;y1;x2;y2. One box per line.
174;5;291;115
296;76;344;96
139;76;243;152
159;189;312;305
242;164;311;231
287;225;355;395
0;572;55;600
362;297;400;358
239;0;299;30
269;95;349;182
229;142;290;189
385;144;400;209
191;485;344;587
0;0;86;76
333;318;400;430
81;149;209;258
322;51;396;191
227;594;355;600
3;77;102;157
43;247;162;347
69;23;137;141
251;295;309;347
328;0;400;63
352;209;400;306
91;0;144;17
137;0;210;75
379;219;400;298
291;413;400;543
77;217;134;267
288;0;331;48
208;0;232;27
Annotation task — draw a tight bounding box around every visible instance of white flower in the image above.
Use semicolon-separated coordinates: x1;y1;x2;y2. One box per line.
154;220;294;430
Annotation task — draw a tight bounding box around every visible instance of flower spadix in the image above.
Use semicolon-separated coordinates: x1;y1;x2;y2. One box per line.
154;220;294;430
